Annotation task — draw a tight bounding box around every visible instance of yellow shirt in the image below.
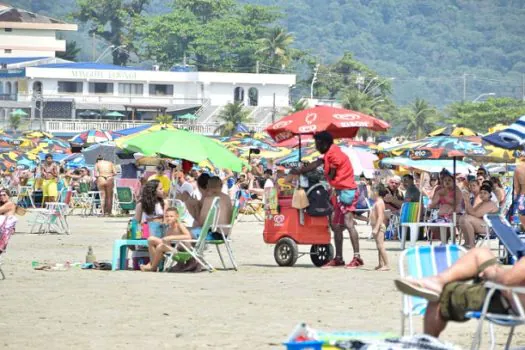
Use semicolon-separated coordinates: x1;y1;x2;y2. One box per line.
148;174;171;194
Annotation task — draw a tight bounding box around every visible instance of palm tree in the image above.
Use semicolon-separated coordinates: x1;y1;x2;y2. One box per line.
215;102;251;136
155;114;173;125
8;114;21;131
404;98;439;139
286;98;309;114
256;27;294;71
56;40;81;61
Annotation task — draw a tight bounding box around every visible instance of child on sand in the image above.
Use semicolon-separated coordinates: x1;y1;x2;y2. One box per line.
369;184;390;271
140;207;192;272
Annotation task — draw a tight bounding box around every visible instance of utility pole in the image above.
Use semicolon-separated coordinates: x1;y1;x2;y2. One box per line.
522;74;524;101
256;60;260;74
92;32;96;61
463;73;467;102
310;63;320;99
271;93;276;123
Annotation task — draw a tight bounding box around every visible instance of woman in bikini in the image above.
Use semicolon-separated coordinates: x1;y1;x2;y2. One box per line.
94;156;117;215
428;170;462;239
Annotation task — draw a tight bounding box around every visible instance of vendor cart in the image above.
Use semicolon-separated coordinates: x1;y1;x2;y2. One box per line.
263;195;333;267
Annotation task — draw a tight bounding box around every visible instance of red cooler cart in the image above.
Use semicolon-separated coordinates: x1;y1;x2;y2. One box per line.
263;195;334;267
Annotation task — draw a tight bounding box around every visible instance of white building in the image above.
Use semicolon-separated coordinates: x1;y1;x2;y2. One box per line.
0;4;296;135
0;3;77;58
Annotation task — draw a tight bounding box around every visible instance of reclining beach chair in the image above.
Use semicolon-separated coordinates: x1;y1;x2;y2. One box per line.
483;213;525;264
163;197;219;272
29;190;72;235
207;196;240;271
113;187;136;214
467;282;525;350
399;244;466;336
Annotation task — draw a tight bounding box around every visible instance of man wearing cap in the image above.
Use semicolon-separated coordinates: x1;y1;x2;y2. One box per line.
292;131;363;268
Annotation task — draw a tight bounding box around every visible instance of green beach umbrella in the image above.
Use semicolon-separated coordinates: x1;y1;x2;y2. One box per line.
120;128;246;171
105;111;125;118
178;113;197;120
11;109;28;117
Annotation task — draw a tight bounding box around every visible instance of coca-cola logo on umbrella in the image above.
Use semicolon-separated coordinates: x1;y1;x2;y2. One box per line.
298;125;317;133
272;120;293;130
334;113;361;121
305;113;317;125
340;121;370;128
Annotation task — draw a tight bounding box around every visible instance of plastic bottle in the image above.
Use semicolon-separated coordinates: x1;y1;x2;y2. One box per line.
86;246;96;264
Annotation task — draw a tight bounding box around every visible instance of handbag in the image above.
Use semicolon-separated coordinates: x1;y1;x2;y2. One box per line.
15;206;27;216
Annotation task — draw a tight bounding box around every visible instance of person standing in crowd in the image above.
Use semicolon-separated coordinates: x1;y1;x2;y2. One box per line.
174;171;194;199
370;184;390;271
292;131;363;269
148;163;170;196
94;155;117;216
40;154;58;204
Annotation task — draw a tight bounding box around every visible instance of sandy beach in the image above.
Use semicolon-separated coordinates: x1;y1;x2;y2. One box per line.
0;213;523;349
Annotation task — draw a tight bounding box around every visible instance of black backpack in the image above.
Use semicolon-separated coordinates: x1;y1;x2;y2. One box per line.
305;183;333;217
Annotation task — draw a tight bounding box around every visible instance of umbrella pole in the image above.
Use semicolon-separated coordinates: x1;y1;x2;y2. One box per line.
298;134;302;162
453;156;457;244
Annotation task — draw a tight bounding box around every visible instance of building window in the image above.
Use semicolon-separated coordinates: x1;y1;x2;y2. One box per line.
248;87;258;106
4;49;11;53
58;81;83;93
149;84;173;96
119;83;143;95
4;28;12;32
89;82;114;94
234;87;244;104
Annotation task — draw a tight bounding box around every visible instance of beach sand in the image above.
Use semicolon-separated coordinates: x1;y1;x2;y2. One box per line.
0;213;522;349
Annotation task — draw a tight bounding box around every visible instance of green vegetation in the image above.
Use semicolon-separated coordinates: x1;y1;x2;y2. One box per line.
215;102;252;136
5;0;525;138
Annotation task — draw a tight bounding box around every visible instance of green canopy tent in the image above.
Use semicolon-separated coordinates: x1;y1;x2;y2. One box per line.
10;109;28;117
104;111;125;118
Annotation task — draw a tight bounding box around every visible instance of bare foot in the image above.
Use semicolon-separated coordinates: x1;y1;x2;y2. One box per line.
374;265;383;270
140;264;154;272
376;266;390;271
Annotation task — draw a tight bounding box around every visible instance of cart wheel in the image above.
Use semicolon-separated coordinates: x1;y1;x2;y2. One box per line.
310;244;334;267
274;237;298;266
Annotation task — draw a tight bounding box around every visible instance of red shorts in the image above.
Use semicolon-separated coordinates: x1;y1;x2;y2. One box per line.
330;189;359;226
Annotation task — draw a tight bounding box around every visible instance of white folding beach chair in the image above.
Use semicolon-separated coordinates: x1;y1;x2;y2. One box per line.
208;196;240;270
163;197;219;272
30;190;72;234
399;244;466;336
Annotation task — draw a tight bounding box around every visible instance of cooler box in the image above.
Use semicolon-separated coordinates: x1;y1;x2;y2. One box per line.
263;197;330;245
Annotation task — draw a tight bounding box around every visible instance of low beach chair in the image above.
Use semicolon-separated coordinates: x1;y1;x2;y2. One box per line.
399;244;466;336
29;190;72;234
208;196;240;270
113;187;136;214
163;197;219;272
467;282;525;350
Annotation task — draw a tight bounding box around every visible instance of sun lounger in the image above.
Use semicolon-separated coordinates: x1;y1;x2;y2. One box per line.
483;214;525;263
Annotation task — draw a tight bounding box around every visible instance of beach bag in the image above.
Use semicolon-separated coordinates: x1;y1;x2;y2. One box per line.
15;205;27;216
127;218;145;239
292;188;309;209
306;184;333;217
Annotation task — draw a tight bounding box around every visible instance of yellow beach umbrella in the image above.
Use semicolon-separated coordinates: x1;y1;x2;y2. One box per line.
487;124;508;134
429;125;477;137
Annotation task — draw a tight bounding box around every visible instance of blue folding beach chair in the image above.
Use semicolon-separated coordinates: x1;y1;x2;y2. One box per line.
398;244;466;336
483;214;525;264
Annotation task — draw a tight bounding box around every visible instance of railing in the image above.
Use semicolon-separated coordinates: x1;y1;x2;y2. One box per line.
43;119;267;135
15;93;206;106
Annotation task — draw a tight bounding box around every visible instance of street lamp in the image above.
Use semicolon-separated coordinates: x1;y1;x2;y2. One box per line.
472;93;495;102
95;45;126;63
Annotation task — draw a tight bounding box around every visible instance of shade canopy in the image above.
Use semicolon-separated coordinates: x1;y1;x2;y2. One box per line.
105;111;125;118
177;113;197;120
119;128;246;171
10;109;28;117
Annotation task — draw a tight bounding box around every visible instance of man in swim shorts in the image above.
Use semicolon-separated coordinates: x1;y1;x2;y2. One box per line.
40;154;58;204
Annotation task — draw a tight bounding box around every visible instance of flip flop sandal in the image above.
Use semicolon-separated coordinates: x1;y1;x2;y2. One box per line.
394;278;440;302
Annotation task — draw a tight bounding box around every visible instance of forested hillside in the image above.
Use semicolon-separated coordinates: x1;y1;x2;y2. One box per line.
5;0;525;107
